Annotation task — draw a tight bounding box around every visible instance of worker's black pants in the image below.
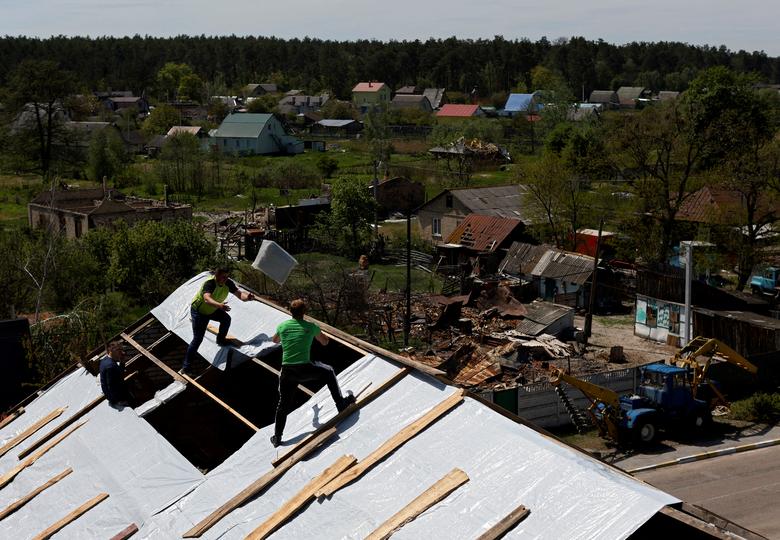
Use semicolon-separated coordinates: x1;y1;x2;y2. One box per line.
274;361;344;440
183;307;231;370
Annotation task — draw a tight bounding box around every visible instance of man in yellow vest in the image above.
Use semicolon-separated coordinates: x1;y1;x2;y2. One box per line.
181;267;255;376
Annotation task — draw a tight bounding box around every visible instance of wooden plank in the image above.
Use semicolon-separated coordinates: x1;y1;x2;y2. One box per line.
316;389;464;498
475;504;530;540
271;368;410;467
0;407;66;458
245;455;357;540
32;492;109;540
110;523;139;540
365;468;469;540
18;397;103;460
0;421;86;490
123;332;260;432
0;468;72;521
177;372;259;432
182;425;339;538
121;333;186;383
250;358;315;397
125;331;173;366
0;408;24;431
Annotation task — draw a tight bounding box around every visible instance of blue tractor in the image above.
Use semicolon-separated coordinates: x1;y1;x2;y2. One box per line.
551;363;711;446
750;267;780;298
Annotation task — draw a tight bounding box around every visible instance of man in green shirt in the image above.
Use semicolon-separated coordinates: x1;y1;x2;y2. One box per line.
270;298;354;447
181;267;255;376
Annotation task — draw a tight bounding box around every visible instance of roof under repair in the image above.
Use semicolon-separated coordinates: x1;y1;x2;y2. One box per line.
1;273;737;539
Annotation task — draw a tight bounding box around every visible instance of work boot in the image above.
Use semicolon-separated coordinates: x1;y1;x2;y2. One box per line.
270;435;281;448
216;337;230;346
337;394;356;412
178;367;195;378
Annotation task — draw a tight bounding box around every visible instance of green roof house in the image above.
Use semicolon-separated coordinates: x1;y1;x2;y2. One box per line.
215;113;303;155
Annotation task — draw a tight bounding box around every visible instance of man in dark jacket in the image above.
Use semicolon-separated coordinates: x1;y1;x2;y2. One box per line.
100;341;130;408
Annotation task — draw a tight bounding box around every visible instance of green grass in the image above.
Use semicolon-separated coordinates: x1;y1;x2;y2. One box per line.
729;393;780;423
593;314;635;328
292;252;441;294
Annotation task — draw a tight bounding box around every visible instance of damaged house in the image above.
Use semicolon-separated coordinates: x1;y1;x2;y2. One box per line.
499;242;597;309
0;272;740;539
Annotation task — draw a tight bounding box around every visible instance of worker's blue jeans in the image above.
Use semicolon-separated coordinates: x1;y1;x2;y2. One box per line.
183;307;231;370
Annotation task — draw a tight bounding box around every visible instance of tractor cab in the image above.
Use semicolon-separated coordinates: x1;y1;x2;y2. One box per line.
637;363;710;424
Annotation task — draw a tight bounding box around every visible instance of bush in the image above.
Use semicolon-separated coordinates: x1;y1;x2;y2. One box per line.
730;393;780;423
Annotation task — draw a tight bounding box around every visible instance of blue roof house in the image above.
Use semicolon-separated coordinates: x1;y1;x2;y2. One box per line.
215;113;303;155
502;92;542;116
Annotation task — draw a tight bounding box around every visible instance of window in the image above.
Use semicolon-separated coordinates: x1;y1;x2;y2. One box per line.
432;218;442;237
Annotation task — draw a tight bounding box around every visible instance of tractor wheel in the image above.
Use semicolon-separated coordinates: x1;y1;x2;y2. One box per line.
751;285;761;296
633;417;658;445
691;410;713;430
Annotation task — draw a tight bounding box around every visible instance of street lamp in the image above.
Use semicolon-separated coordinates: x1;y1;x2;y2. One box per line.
680;240;713;344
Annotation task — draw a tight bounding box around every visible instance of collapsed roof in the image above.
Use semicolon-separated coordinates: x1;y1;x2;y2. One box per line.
0;273;736;539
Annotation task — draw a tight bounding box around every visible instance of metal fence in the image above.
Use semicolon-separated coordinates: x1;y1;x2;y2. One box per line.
478;366;640;429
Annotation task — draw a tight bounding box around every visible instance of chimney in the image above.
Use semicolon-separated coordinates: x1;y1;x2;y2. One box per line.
369;81;372;88
164;184;169;207
102;176;107;198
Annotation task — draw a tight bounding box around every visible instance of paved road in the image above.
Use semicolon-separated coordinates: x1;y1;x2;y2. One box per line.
636;445;780;539
614;422;780;471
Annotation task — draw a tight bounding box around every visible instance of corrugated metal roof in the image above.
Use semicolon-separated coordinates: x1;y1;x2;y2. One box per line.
352;82;387;93
317;119;358;128
216;113;272;139
500;242;594;284
589;90;618;103
450;185;531;223
515;301;573;336
617;86;646;100
422;88;446;109
504;93;538;112
444;214;522;252
167;126;203;137
437;104;480;117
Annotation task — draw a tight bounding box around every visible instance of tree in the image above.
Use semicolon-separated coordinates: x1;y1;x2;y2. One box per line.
320;100;356;120
246;95;279;114
156;62;194;101
86;127;127;182
142;104;181;136
317;155;339;179
155;132;205;194
178;73;204;102
4;60;76;180
314;178;376;258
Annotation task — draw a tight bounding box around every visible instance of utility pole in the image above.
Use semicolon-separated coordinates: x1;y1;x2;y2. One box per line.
583;219;603;344
404;211;411;346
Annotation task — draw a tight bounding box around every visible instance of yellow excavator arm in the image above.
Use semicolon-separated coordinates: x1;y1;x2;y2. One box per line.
671;337;758;406
549;368;623;442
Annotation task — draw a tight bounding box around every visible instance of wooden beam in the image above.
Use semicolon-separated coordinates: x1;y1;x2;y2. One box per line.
475;504;530;540
0;407;66;458
125;331;173;367
365;468;469;540
0;408;24;431
272;367;409;467
245;455;357;540
316;389;464;498
0;468;72;521
32;492;109;540
109;523;139;540
177;372;259;432
18;398;102;460
121;333;186;383
250;358;315;397
182;425;339;538
0;421;86;490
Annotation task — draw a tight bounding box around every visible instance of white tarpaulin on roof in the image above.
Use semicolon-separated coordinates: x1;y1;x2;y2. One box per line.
0;368;203;539
139;355;678;540
151;272;287;369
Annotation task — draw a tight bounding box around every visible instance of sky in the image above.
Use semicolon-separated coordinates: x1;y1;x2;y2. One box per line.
1;0;778;56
